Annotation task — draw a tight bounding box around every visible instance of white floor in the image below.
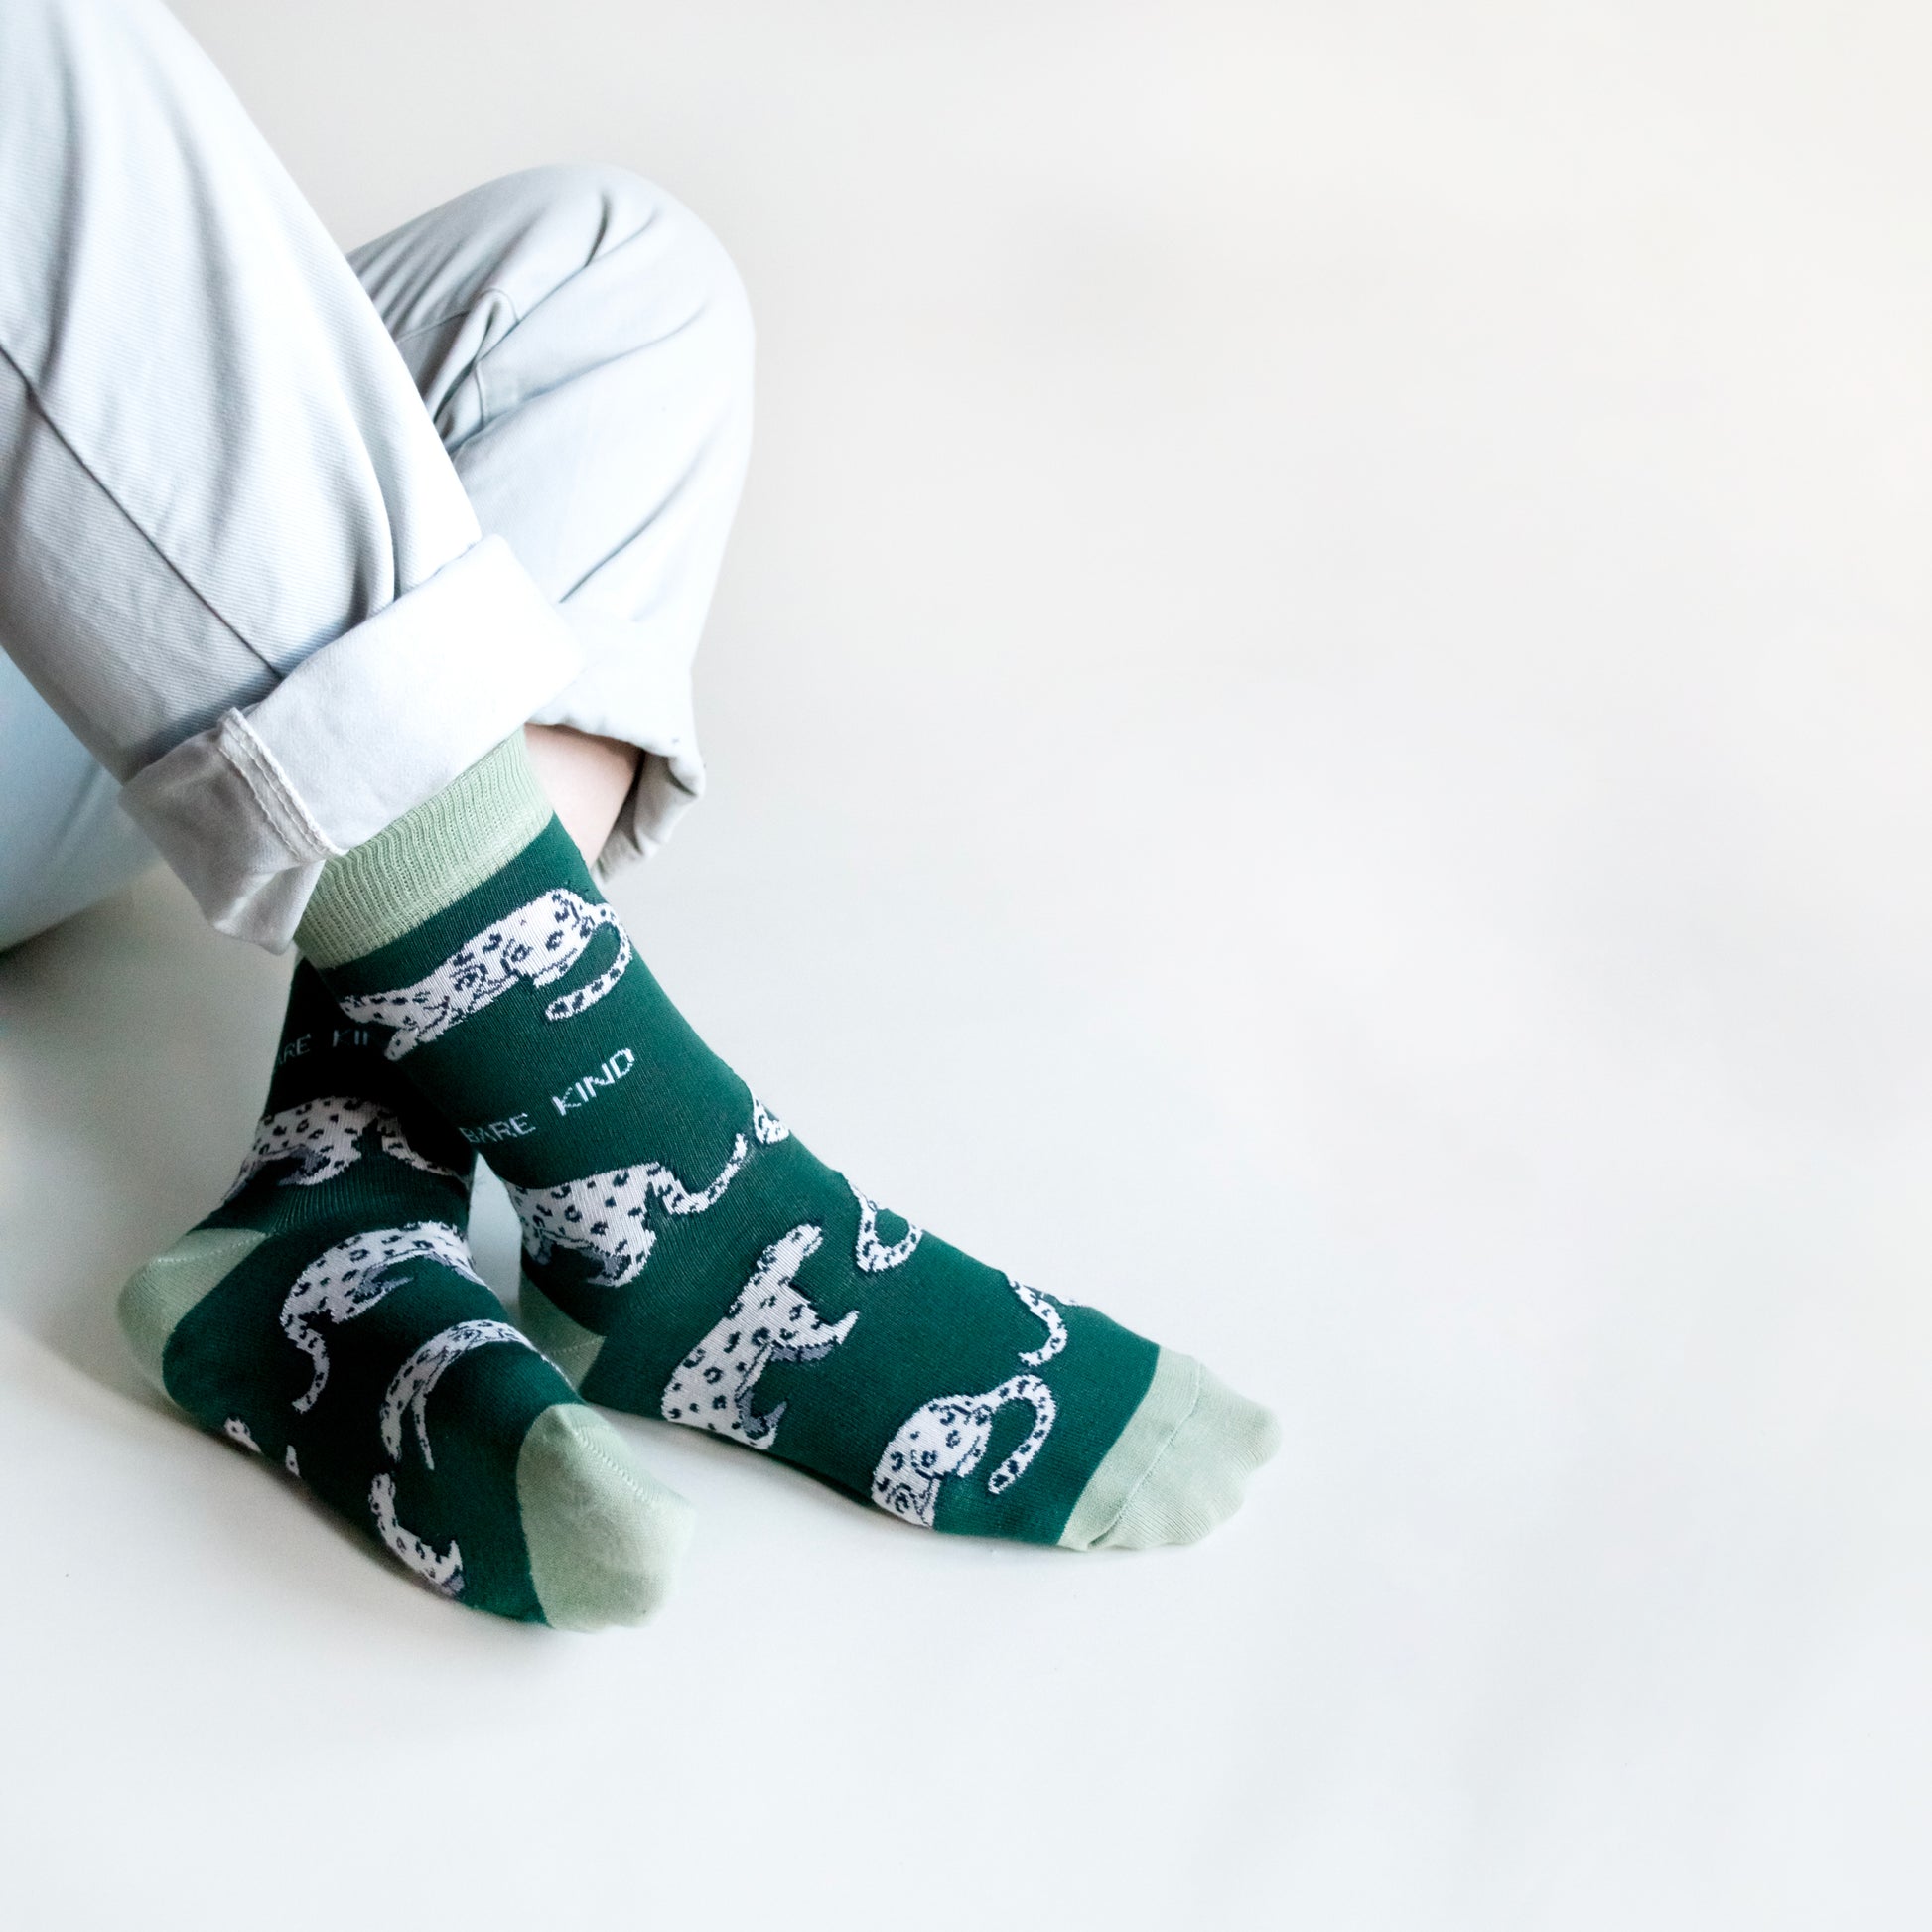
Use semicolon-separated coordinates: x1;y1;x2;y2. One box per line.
5;5;1932;1927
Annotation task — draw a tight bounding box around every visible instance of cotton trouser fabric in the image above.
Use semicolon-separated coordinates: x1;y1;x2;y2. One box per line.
0;647;154;951
0;0;752;952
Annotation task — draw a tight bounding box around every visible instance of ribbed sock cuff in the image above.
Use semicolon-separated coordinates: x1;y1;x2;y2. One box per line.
293;735;553;967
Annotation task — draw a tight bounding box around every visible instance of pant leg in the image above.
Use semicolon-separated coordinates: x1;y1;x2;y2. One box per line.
0;145;755;951
0;0;583;946
347;166;755;873
0;653;154;953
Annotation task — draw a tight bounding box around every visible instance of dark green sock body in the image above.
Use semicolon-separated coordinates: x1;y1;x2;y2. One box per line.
308;758;1278;1551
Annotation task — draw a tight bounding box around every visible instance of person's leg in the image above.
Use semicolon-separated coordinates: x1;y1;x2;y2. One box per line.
0;653;154;953
2;147;752;945
0;0;581;946
5;6;1270;1557
346;164;755;874
289;174;1276;1551
524;725;644;863
0;0;689;1617
0;675;622;952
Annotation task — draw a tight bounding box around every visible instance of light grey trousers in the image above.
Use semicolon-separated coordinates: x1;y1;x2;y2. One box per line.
0;0;753;952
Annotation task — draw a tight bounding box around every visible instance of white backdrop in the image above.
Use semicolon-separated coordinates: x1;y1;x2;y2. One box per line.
4;4;1932;1926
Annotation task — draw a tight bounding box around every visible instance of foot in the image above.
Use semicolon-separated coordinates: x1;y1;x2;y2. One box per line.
300;739;1280;1547
118;963;692;1625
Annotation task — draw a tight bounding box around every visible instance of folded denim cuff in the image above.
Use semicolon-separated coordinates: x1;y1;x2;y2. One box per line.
602;750;705;877
532;603;706;878
118;535;585;948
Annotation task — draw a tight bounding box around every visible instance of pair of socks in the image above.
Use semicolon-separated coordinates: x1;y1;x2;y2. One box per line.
122;737;1279;1626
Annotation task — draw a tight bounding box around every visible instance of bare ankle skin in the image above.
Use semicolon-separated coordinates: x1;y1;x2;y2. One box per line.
522;723;644;864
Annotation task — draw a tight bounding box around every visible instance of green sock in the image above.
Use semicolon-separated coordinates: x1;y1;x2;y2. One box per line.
297;738;1280;1549
118;961;693;1626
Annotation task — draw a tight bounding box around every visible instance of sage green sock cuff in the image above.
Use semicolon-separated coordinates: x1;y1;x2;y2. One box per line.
294;735;553;967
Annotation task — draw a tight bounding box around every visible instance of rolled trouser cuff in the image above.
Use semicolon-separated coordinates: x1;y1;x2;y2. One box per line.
535;605;707;878
118;536;584;947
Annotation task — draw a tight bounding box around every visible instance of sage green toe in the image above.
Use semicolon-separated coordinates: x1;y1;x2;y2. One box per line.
1060;1349;1280;1551
517;1403;694;1630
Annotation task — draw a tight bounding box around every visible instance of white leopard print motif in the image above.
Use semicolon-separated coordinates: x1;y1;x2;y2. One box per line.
221;1096;459;1203
870;1374;1057;1530
842;1177;1067;1370
379;1318;539;1469
220;1422;300;1482
852;1183;922;1273
1009;1278;1069;1366
280;1222;483;1415
223;1418;262;1453
335;889;631;1061
660;1224;858;1449
364;1317;543;1600
370;1474;463;1598
506;1133;751;1290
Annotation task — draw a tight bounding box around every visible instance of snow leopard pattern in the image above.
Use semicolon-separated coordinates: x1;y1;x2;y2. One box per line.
660;1224;858;1449
505;1133;751;1289
362;1318;536;1601
869;1373;1058;1529
221;1096;459;1203
280;1222;483;1415
335;889;631;1060
369;1472;464;1598
852;1184;923;1273
1009;1278;1069;1366
378;1318;538;1469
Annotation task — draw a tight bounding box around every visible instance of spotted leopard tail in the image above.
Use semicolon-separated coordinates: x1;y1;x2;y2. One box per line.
537;900;632;1022
982;1374;1057;1495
